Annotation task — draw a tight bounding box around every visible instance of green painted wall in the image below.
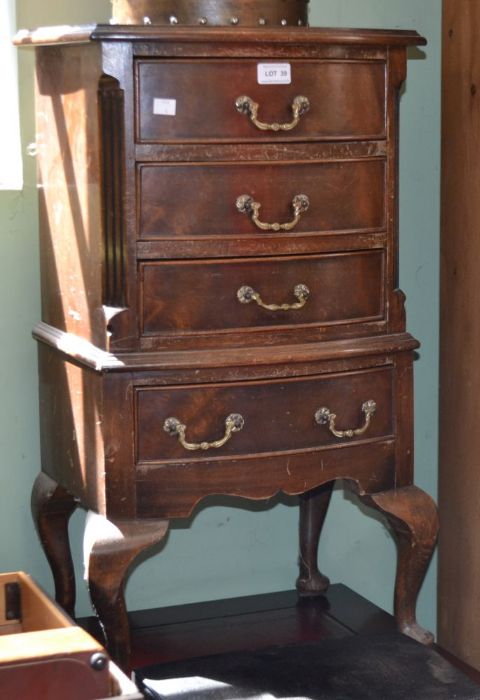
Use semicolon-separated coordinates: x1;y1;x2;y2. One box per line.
2;0;440;632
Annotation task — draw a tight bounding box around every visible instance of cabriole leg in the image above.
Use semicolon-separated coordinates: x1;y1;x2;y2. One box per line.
84;513;169;671
361;485;439;644
297;481;334;595
31;472;78;617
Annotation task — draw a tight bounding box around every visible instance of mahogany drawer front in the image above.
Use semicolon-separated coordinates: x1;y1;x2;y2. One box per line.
135;366;394;465
140;251;385;337
138;160;385;239
135;59;386;143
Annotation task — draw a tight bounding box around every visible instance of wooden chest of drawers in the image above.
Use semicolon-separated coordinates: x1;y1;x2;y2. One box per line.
17;20;438;670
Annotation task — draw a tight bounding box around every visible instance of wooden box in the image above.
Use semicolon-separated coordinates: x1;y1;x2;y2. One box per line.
0;572;142;699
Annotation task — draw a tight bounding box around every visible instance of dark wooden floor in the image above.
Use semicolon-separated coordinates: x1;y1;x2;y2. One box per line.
78;584;480;685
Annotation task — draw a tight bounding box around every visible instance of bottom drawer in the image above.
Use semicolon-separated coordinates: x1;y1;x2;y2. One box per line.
135;366;397;517
36;339;415;521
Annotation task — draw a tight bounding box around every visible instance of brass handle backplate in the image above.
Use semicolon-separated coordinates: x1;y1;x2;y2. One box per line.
235;94;310;131
314;400;377;439
237;284;309;311
163;413;245;451
236;194;309;232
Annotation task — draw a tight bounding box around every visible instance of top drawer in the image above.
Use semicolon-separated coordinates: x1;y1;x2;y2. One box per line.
135;59;386;143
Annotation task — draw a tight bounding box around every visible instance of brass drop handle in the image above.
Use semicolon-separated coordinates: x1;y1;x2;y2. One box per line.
236;194;309;232
235;95;310;131
163;413;245;451
237;284;309;311
315;400;377;439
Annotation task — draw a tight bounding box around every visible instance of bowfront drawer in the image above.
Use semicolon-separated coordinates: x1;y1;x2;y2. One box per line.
140;251;385;340
134;365;396;516
135;59;386;143
138;160;385;239
136;367;393;464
